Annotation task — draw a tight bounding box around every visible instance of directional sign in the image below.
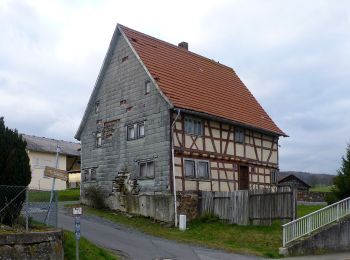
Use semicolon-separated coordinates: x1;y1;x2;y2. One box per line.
44;166;68;181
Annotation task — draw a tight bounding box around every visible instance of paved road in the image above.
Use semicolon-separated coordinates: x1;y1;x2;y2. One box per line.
58;208;261;260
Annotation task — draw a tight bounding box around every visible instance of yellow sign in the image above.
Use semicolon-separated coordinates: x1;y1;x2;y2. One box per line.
44;166;68;181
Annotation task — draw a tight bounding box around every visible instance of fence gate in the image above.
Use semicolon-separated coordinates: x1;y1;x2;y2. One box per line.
249;185;296;225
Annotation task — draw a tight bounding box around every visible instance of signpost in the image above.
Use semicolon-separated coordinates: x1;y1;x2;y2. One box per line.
44;145;61;225
73;207;82;260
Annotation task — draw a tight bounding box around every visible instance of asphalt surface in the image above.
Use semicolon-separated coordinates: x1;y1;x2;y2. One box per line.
58;207;261;260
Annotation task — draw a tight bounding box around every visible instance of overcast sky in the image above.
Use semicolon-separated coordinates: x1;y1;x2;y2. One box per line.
1;0;349;174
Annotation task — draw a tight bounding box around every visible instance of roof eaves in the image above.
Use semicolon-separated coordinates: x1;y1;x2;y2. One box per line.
175;107;287;137
118;24;173;109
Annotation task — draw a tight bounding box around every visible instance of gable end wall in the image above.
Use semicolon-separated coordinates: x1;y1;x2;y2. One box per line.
80;30;171;194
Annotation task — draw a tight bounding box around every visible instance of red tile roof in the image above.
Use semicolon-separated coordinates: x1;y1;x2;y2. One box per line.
120;25;286;136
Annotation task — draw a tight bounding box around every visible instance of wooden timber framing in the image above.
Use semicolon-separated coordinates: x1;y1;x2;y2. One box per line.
172;112;279;192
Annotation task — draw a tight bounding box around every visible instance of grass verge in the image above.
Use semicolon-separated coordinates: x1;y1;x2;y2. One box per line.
29;188;80;202
309;185;334;193
297;204;325;218
63;230;118;260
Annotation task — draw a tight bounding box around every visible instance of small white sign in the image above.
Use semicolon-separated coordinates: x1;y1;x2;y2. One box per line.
73;207;82;215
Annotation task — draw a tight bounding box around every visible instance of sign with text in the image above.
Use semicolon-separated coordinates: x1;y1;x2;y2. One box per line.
73;207;82;215
44;166;68;181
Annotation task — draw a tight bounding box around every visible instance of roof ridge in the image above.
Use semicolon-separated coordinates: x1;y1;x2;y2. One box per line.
118;24;234;71
22;133;80;145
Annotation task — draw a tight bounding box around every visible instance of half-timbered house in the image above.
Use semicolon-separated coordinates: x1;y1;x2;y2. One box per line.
75;24;287;222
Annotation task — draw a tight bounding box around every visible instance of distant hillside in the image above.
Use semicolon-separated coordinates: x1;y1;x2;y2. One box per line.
278;171;335;187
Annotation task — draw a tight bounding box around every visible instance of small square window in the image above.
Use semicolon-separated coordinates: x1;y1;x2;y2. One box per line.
127;125;135;140
184;160;195;178
145;81;151;94
96;132;102;147
95;101;100;113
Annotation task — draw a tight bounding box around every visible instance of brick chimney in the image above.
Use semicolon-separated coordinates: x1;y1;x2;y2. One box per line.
178;41;188;50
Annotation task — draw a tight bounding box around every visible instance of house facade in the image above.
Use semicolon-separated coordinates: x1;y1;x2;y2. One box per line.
24;134;81;190
76;24;286;222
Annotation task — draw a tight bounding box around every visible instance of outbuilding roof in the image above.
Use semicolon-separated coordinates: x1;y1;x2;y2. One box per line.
120;25;286;136
23;134;80;157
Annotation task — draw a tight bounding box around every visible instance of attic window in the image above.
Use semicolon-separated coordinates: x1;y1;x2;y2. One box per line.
121;55;129;63
145;81;151;94
95;101;100;113
131;38;137;43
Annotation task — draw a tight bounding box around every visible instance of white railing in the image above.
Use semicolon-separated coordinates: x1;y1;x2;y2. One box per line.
282;197;350;247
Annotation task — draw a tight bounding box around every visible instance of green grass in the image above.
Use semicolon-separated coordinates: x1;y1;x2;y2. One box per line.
29;188;80;202
63;230;118;260
297;204;325;218
310;185;334;193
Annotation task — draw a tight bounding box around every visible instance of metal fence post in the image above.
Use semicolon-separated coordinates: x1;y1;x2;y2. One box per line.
25;187;29;232
55;190;58;228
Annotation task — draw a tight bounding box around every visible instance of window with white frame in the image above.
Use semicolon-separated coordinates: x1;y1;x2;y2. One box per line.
145;81;151;94
139;161;154;178
96;132;102;147
127;122;145;140
234;127;245;144
184;117;203;135
184;159;209;179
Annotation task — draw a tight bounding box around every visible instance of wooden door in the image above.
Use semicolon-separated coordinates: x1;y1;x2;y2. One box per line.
239;165;249;190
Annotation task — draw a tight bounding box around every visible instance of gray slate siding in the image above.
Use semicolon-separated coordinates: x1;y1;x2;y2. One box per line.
80;31;171;194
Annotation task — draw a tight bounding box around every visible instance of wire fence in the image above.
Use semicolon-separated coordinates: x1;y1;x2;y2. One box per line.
0;185;58;231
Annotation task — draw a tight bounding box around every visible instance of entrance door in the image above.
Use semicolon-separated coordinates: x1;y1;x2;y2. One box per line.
239;165;249;190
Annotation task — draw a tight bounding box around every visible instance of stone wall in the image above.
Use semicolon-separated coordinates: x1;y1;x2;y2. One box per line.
297;191;327;202
0;230;63;259
177;193;199;220
280;215;350;256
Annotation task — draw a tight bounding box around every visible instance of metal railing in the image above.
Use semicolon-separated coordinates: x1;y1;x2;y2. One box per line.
282;197;350;247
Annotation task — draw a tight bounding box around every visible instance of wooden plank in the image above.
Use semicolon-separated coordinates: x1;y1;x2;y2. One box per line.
44;166;68;181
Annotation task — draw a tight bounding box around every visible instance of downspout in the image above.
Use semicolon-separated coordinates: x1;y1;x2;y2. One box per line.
171;109;181;227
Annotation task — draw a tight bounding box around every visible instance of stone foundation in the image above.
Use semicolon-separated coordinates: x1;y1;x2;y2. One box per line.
103;193;175;222
0;230;63;260
177;193;199;220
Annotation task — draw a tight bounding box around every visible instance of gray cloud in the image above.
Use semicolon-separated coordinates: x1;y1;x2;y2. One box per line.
0;0;349;174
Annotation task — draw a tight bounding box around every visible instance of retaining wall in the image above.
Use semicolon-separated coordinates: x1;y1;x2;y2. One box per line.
0;229;63;259
280;215;350;256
